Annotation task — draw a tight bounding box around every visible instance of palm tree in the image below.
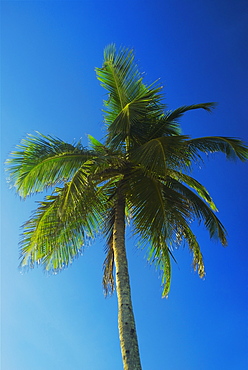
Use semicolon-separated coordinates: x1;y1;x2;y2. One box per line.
6;45;248;370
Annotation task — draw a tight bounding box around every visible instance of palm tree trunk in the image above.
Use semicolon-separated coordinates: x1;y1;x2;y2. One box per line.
113;191;142;370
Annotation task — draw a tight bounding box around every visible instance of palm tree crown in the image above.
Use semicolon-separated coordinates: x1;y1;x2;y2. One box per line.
6;44;248;297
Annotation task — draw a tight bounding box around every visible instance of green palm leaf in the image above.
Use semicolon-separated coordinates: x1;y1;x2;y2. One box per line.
130;135;191;176
187;136;248;161
145;103;216;140
20;181;104;271
20;191;85;271
105;88;164;150
164;103;216;121
167;170;217;210
126;169;191;241
166;177;227;244
6;132;94;197
148;237;171;298
131;135;248;180
102;205;116;296
96;45;164;150
182;227;205;279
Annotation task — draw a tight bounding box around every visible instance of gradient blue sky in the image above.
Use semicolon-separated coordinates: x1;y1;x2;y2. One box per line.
1;1;248;369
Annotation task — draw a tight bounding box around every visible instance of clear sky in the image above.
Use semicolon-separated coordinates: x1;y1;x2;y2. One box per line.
1;1;248;369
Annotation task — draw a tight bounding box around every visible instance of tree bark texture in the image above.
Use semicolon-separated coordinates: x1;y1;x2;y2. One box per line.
113;191;142;370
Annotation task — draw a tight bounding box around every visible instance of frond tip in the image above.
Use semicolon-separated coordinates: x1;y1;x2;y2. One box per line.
147;240;172;298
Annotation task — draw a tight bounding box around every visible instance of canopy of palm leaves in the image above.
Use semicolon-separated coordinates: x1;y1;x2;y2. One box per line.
6;44;248;297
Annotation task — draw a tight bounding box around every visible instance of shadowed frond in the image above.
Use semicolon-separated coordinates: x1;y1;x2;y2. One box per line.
187;136;248;161
126;169;191;243
147;237;172;298
182;227;205;278
144;115;182;140
130;135;191;176
144;103;216;141
103;235;115;296
164;103;216;122
131;135;248;180
167;170;217;210
102;205;116;296
165;178;227;245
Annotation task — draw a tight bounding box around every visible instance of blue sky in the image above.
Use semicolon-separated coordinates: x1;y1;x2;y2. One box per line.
1;1;248;369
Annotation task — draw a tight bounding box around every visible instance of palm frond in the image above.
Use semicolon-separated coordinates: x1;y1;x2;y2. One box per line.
105;87;164;150
6;132;95;197
127;168;225;296
57;166;106;228
164;103;216;122
165;178;227;245
88;135;105;151
182;227;205;278
19;182;103;271
20;192;85;271
147;237;172;298
187;136;248;161
96;44;141;124
96;44;164;150
97;44;163;114
102;235;115;296
130;135;191;176
167;170;217;210
144;103;216;141
126;170;191;243
132;135;248;180
144;115;182;140
102;205;116;296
